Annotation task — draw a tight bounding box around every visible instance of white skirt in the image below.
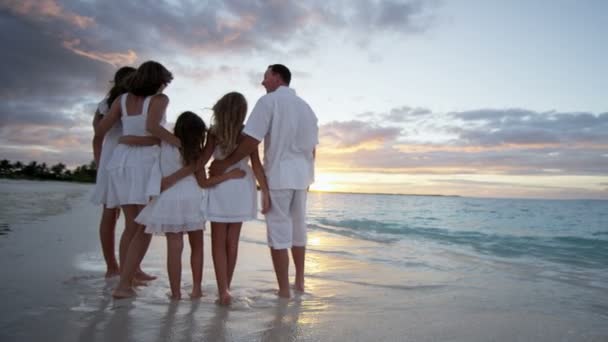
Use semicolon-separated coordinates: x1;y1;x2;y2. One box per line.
205;163;257;222
90;127;121;205
137;176;206;234
104;144;161;208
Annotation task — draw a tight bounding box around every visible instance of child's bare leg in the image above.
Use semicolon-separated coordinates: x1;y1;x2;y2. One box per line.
291;246;305;292
226;222;242;289
211;223;231;305
166;232;183;300
188;230;204;298
270;248;291;299
113;205;152;298
100;206;120;277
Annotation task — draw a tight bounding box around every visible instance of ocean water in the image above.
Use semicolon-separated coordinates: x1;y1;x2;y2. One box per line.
307;192;608;271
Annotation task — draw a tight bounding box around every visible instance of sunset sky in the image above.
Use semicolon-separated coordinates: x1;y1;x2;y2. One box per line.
1;0;607;199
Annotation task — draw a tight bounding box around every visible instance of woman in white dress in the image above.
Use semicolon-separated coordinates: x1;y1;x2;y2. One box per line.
204;92;270;305
136;111;246;300
95;61;180;299
90;66;135;278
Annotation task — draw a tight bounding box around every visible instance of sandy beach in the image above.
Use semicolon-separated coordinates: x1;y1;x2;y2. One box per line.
0;179;607;341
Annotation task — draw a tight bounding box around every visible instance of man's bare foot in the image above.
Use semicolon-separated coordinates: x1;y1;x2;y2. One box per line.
112;287;136;299
217;291;232;305
277;289;291;299
190;288;203;299
169;293;181;301
134;270;157;281
105;269;120;278
294;280;304;293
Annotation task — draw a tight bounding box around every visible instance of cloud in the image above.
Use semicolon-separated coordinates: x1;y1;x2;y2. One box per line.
316;107;608;176
3;0;95;29
449;109;608;147
320;120;402;149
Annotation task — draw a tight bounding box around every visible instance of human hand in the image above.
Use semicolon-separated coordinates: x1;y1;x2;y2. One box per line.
209;160;228;177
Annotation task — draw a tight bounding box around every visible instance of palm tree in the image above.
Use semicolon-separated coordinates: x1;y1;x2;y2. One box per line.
0;159;12;175
50;163;66;179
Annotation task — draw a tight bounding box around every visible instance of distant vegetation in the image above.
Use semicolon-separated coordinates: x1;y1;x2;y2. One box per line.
0;159;96;183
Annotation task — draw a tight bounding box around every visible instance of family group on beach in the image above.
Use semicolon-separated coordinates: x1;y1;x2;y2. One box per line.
91;61;319;304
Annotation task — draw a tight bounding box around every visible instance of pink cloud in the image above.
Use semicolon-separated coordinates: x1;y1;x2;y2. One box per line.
4;0;95;28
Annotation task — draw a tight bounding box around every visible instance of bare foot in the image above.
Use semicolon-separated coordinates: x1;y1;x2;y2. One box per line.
105;269;120;278
135;270;157;281
169;293;181;301
277;289;291;299
112;287;136;299
132;278;148;287
294;280;304;293
217;291;232;306
190;288;203;299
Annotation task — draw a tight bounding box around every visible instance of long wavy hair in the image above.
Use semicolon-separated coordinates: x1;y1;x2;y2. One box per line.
126;61;173;97
211;92;247;156
105;66;136;108
173;111;207;166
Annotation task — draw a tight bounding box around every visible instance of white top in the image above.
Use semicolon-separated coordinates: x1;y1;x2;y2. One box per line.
243;86;318;190
120;94;154;136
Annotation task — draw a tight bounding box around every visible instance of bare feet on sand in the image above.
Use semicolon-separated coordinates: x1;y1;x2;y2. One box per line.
112;287;136;299
277;289;291;299
217;291;232;305
132;278;149;287
190;288;203;299
105;269;120;278
294;280;304;293
135;270;157;281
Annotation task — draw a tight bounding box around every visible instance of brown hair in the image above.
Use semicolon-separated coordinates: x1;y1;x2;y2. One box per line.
173;111;206;166
211;92;247;156
126;61;173;97
105;66;136;107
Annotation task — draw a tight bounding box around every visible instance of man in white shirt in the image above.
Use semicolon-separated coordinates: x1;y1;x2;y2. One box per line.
210;64;318;298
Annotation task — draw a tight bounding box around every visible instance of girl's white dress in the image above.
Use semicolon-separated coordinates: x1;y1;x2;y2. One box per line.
205;145;257;222
104;94;163;208
90;99;122;205
137;143;206;234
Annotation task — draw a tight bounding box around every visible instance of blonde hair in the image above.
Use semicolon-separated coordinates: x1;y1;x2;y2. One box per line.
211;92;247;155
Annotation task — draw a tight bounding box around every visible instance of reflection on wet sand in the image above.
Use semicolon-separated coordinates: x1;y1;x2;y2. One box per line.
261;299;303;342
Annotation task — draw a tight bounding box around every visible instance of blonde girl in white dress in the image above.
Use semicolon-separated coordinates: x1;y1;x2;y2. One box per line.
135;111;246;300
95;61;180;299
204;92;270;305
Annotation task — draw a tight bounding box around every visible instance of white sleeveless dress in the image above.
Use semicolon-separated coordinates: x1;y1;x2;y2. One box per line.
137;143;207;234
205;145;257;222
104;94;163;208
90;98;122;205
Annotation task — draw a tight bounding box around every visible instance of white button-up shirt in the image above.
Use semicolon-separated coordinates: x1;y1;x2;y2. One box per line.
243;86;319;190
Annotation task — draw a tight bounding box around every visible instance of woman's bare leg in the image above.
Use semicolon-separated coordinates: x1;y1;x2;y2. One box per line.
99;206;120;277
112;205;152;298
